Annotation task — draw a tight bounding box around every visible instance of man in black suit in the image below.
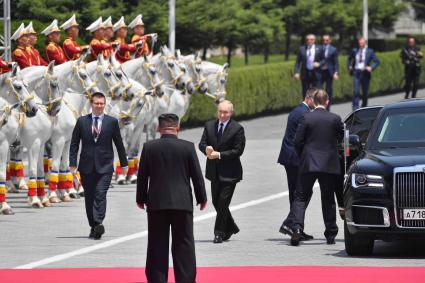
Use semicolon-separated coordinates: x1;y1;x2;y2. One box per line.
294;34;324;98
321;34;339;110
284;89;344;246
401;37;423;99
199;100;246;244
70;92;128;240
137;113;207;283
277;88;315;241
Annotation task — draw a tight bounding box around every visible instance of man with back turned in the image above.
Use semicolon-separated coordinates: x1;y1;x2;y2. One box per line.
137;113;207;283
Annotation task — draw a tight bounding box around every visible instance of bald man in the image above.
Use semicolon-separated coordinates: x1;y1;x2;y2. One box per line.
199;100;246;244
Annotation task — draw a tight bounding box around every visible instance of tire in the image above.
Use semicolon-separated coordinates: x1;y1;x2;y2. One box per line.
344;221;374;256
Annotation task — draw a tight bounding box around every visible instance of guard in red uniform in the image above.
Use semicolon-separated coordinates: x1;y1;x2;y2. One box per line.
42;19;68;65
25;22;48;66
61;14;87;60
113;17;140;63
87;17;113;61
11;23;33;69
128;14;157;57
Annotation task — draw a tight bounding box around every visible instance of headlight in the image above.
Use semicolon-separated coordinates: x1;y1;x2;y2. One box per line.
351;173;384;188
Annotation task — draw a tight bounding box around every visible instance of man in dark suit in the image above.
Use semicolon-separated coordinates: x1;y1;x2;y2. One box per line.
401;37;423;99
294;34;324;98
284;89;344;246
137;113;207;283
199;100;246;244
347;37;380;110
277;88;315;241
70;92;128;240
321;34;339;110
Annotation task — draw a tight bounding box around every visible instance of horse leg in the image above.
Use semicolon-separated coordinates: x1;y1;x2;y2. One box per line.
48;138;63;203
27;140;43;208
37;148;51;207
0;140;13;215
61;141;78;199
9;148;27;191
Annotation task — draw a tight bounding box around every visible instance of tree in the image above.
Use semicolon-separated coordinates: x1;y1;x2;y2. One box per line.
409;0;425;21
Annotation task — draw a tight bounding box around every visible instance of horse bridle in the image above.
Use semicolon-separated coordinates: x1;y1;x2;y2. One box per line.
71;63;97;99
159;55;185;87
34;71;62;116
5;77;35;115
0;103;12;128
142;62;164;97
95;65;121;100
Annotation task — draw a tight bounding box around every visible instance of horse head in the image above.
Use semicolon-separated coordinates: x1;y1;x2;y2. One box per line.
1;64;38;117
94;55;121;100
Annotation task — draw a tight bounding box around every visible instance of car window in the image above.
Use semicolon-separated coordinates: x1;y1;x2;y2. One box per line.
350;107;382;143
378;112;425;144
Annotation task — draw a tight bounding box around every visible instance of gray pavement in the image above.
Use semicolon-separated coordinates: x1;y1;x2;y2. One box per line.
1;90;425;269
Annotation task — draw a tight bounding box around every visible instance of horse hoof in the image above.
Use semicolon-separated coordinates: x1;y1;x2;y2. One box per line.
78;191;85;197
62;195;72;202
1;208;14;215
117;180;126;185
32;202;43;209
42;200;52;207
49;196;61;203
69;193;80;199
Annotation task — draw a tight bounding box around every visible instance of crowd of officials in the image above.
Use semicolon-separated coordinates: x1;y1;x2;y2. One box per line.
293;34;423;110
63;29;422;283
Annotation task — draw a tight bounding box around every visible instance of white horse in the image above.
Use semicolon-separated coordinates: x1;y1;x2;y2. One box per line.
0;65;51;208
45;59;101;201
0;96;20;215
201;61;229;103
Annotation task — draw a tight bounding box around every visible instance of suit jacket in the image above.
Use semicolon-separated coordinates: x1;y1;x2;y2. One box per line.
294;108;344;175
347;48;380;75
322;44;339;76
199;119;245;183
294;45;324;79
136;134;207;212
278;102;310;166
70;114;128;174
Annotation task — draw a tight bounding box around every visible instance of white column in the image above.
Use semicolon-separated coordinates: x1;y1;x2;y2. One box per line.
363;0;368;41
169;0;175;54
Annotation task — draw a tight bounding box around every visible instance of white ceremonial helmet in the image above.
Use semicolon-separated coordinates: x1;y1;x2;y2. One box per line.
128;14;144;29
113;16;127;33
11;23;27;41
61;14;79;30
86;17;103;33
103;16;113;29
41;19;61;36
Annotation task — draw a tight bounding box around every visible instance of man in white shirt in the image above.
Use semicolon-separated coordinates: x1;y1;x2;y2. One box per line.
347;38;381;110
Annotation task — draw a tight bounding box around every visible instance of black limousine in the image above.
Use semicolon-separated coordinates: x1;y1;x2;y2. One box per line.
342;99;425;256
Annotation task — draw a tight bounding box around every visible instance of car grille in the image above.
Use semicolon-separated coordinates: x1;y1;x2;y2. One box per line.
394;170;425;228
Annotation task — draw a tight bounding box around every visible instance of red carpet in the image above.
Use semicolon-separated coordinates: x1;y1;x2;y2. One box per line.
1;266;424;283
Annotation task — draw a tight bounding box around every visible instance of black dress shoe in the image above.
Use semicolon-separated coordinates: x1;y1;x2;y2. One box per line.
213;235;223;244
223;227;240;241
89;228;95;238
279;225;293;236
93;224;105;240
300;231;314;241
290;229;302;246
326;235;336;245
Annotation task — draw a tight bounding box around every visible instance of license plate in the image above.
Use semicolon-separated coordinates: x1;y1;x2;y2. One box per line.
403;209;425;220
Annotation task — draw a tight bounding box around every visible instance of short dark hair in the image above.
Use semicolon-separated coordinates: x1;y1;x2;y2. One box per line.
305;87;318;99
313;89;329;106
90;92;106;103
158;113;179;128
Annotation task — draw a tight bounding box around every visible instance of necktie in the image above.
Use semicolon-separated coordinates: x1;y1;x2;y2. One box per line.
217;123;224;143
93;116;100;140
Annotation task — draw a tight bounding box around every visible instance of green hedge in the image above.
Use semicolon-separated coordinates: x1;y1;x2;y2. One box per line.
182;50;425;125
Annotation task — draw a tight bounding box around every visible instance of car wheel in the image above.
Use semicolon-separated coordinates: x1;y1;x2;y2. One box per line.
344;221;374;256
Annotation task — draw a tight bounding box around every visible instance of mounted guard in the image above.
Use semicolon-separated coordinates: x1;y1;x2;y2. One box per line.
87;17;112;61
25;22;48;66
42;19;68;65
129;14;157;57
113;17;139;64
12;23;33;69
61;14;87;60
